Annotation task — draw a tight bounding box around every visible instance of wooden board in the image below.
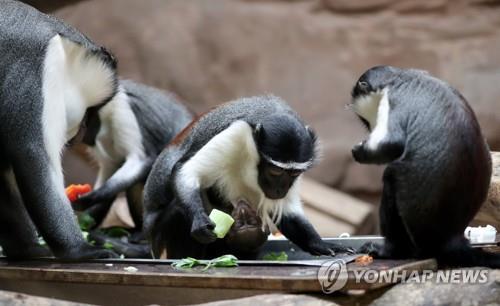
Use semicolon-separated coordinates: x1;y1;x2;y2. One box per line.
300;177;375;236
0;258;436;292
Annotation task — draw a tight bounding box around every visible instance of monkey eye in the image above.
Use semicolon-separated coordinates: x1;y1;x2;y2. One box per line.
268;167;284;177
289;171;302;177
358;81;369;90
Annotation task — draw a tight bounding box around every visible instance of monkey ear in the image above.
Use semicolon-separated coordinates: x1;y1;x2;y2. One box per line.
254;123;263;138
305;125;317;142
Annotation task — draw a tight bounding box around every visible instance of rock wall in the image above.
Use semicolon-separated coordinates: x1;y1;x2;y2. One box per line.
53;0;500;200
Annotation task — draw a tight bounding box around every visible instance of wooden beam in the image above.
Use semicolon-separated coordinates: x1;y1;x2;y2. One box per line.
300;177;374;234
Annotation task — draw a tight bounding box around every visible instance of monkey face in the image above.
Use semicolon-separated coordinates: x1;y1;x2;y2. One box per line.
257;161;301;199
252;113;317;199
225;200;269;252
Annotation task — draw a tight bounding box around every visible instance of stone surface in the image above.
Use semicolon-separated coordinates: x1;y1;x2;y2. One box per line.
50;0;500;200
472;152;500;228
0;289;91;306
371;268;500;306
192;293;338;306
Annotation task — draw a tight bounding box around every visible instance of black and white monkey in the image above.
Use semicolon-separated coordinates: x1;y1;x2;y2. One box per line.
144;95;353;259
350;66;496;267
0;0;118;259
72;80;193;234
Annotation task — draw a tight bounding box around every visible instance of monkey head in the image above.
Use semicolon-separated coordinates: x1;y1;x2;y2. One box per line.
351;65;402;99
349;66;402;131
225;200;269;252
253;113;317;199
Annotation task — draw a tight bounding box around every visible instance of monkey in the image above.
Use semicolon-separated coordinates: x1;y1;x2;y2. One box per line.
70;80;193;239
350;65;497;267
224;200;269;255
143;95;354;259
0;0;119;259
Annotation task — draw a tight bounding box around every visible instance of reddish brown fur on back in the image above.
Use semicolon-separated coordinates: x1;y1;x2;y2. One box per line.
168;117;199;147
167;103;229;147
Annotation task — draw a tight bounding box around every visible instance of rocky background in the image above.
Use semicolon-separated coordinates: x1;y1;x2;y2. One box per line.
32;0;500;204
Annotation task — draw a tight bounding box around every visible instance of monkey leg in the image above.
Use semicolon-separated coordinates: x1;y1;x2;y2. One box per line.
126;182;144;231
83;197;116;227
11;145;116;259
0;170;52;259
75;157;151;207
152;204;208;259
359;170;415;258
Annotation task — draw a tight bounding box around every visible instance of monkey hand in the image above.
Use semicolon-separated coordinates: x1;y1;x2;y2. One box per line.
71;192;98;211
352;141;370;163
58;244;119;260
191;214;217;244
357;241;393;258
306;240;356;256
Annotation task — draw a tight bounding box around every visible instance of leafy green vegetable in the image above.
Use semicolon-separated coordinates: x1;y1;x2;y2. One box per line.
263;251;288;261
209;209;235;238
78;213;96;232
202;254;238;271
101;227;130;238
172;257;201;269
37;236;46;246
103;242;114;250
172;255;238;270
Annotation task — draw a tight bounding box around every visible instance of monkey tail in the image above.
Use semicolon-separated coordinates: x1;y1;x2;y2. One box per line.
437;236;500;268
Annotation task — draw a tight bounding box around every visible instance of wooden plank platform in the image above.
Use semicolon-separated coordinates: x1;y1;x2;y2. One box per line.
0;258;437;305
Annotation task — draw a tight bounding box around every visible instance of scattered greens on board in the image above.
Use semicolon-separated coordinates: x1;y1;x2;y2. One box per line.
102;227;131;237
78;212;96;232
209;209;235;238
263;251;288;261
103;242;114;250
172;255;238;271
37;236;46;246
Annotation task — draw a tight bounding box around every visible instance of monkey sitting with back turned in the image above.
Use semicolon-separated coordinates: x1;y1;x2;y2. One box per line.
71;80;193;240
144;95;353;259
350;65;497;267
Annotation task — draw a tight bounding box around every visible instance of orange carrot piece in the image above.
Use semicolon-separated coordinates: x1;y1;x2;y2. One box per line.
65;184;92;202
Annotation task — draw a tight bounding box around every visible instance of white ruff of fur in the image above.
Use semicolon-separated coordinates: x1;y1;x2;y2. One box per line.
88;86;146;189
351;87;390;151
92;86;145;163
179;121;304;231
42;35;115;189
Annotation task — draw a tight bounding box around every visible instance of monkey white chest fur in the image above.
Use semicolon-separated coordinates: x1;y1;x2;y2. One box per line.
351;88;390;151
178;121;303;229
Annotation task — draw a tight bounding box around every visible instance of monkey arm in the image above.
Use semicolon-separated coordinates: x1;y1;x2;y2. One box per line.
278;213;353;255
173;172;217;244
75;155;152;207
93;163;119;190
352;137;405;164
11;144;114;258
